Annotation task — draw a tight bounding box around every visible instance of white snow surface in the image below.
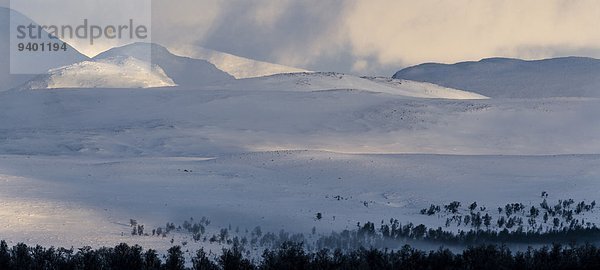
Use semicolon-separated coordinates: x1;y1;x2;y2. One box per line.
25;57;176;89
0;81;598;255
94;43;234;87
218;72;489;99
0;152;599;254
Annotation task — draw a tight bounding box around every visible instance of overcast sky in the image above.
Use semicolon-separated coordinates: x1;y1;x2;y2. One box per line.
4;0;600;76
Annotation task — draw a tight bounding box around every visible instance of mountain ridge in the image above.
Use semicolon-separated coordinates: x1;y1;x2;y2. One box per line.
393;56;600;98
94;42;234;87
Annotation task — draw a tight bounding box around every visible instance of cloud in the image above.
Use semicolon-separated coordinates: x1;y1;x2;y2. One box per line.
179;0;350;67
151;0;221;47
344;0;600;70
155;0;600;75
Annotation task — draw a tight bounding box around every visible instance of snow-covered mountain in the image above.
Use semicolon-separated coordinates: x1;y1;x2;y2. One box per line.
21;39;487;97
393;57;600;98
0;7;88;91
171;45;309;79
94;43;234;86
25;57;176;89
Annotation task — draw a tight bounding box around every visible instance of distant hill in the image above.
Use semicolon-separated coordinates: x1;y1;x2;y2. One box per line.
393;57;600;98
225;72;488;99
94;43;234;87
24;57;176;89
0;7;88;91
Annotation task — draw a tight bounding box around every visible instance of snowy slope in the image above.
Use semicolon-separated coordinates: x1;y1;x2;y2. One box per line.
222;72;488;99
24;57;176;89
393;57;600;98
94;43;234;86
0;151;599;251
0;75;598;253
0;88;596;157
0;7;88;91
171;45;309;79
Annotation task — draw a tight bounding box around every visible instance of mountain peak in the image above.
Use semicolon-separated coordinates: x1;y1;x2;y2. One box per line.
95;42;234;87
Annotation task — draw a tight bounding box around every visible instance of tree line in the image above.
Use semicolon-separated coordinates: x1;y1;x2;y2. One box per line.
2;240;600;269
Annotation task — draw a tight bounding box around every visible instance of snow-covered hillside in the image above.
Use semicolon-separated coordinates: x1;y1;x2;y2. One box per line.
95;43;234;86
222;72;488;99
0;88;596;157
1;72;599;254
24;57;176;89
393;57;600;98
171;45;309;79
0;7;88;91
